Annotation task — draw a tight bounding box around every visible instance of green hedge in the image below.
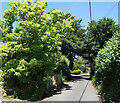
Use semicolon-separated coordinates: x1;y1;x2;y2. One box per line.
70;69;82;74
93;34;120;102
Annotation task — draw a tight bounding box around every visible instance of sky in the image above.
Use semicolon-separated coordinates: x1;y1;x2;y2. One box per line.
0;1;118;27
0;0;119;45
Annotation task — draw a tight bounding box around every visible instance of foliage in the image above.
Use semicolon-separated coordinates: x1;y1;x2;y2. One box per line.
0;19;3;34
82;17;119;77
78;64;85;72
74;56;88;64
60;15;86;70
56;55;70;72
62;76;68;82
73;56;88;72
85;65;90;73
93;34;120;102
0;1;75;100
70;69;82;74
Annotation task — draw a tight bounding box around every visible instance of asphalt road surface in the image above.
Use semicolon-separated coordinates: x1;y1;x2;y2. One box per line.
42;73;101;103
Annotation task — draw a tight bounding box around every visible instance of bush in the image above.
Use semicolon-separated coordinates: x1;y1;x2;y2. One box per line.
78;64;85;72
70;69;82;74
62;76;68;82
73;57;87;72
93;34;120;102
86;65;90;73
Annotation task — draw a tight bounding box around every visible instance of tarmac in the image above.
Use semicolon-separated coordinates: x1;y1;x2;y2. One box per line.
42;73;102;103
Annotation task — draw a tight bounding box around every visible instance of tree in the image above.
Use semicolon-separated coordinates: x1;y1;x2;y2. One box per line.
60;14;86;70
45;11;86;73
82;18;118;77
0;19;3;68
0;1;75;100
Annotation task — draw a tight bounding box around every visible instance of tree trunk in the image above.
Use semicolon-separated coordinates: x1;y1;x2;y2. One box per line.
68;53;74;70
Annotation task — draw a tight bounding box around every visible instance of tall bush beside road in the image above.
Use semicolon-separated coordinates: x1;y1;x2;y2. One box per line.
93;34;120;102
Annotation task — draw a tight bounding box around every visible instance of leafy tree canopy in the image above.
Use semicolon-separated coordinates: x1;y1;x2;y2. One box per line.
83;17;118;62
0;1;76;99
60;14;86;70
81;18;119;77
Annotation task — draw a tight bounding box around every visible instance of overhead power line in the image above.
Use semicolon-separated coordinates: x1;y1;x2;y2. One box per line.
105;2;117;17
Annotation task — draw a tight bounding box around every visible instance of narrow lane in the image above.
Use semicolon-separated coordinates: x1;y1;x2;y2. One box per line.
43;79;88;101
43;73;101;102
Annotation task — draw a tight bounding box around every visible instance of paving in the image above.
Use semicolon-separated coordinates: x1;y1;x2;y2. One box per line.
42;73;101;102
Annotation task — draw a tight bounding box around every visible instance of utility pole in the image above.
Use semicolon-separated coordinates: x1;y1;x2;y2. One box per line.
89;0;92;22
89;0;94;78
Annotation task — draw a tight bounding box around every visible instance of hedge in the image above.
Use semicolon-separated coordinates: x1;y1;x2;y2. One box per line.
93;34;120;102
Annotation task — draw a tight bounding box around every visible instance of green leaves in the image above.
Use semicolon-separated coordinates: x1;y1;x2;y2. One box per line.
56;54;70;72
83;18;118;62
1;0;82;99
93;34;120;102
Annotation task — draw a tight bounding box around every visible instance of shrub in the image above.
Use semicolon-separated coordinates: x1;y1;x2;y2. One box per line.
73;57;87;72
78;64;85;72
93;34;120;102
70;69;82;74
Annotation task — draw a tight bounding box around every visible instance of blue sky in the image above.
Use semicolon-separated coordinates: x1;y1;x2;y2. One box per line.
46;2;118;27
0;1;119;45
0;1;118;27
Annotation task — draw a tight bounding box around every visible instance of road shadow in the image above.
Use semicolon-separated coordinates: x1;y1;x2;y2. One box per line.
53;83;72;95
52;73;90;96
